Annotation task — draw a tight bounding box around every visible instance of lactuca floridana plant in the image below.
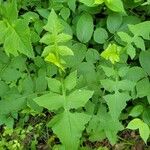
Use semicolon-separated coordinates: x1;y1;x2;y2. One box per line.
34;10;94;150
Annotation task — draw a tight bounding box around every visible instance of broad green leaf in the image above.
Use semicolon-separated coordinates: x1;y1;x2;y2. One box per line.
142;108;150;126
49;111;90;150
128;21;150;40
101;43;122;64
117;32;132;44
101;65;116;77
64;71;77;91
129;105;144;117
4;0;18;23
107;13;122;33
0;21;7;44
66;89;94;109
94;0;104;4
0;81;9;97
133;36;145;50
47;78;62;93
58;46;74;56
136;78;150;98
98;108;124;144
1;67;22;82
64;43;87;68
43;9;63;33
139;51;150;76
68;0;76;12
60;7;70;20
86;48;100;63
127;118;150;143
125;67;147;82
4;19;34;58
45;53;64;71
0;97;26;115
34;93;64;111
94;27;108;44
76;13;94;43
105;0;126;13
57;33;72;43
126;44;136;59
41;45;55;56
101;79;135;92
79;0;94;6
103;91;131;119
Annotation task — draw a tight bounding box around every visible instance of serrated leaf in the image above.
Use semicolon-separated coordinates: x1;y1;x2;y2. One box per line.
49;111;90;150
43;9;63;33
64;71;77;91
47;78;62;93
128;21;150;40
103;91;131;119
34;93;64;111
66;89;94;109
127;118;150;143
4;19;34;58
76;13;94;43
58;46;74;56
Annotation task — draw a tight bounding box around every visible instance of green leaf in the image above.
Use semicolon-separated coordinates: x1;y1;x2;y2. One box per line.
128;21;150;40
68;0;76;12
0;21;7;44
76;13;94;43
0;81;9;97
66;89;94;109
101;43;122;64
43;9;63;33
60;7;70;20
139;51;150;76
34;93;64;111
4;19;34;58
58;46;74;56
127;118;150;143
79;0;95;6
101;79;135;92
98;108;124;145
103;91;131;119
49;111;90;150
107;13;122;33
47;78;62;93
129;105;144;117
125;67;147;82
94;27;108;44
45;53;64;71
105;0;126;13
136;78;150;98
142;108;150;126
64;71;77;91
4;0;18;23
86;48;100;63
64;43;87;68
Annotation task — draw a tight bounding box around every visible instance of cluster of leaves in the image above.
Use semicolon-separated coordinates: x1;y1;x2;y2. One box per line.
0;0;150;149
